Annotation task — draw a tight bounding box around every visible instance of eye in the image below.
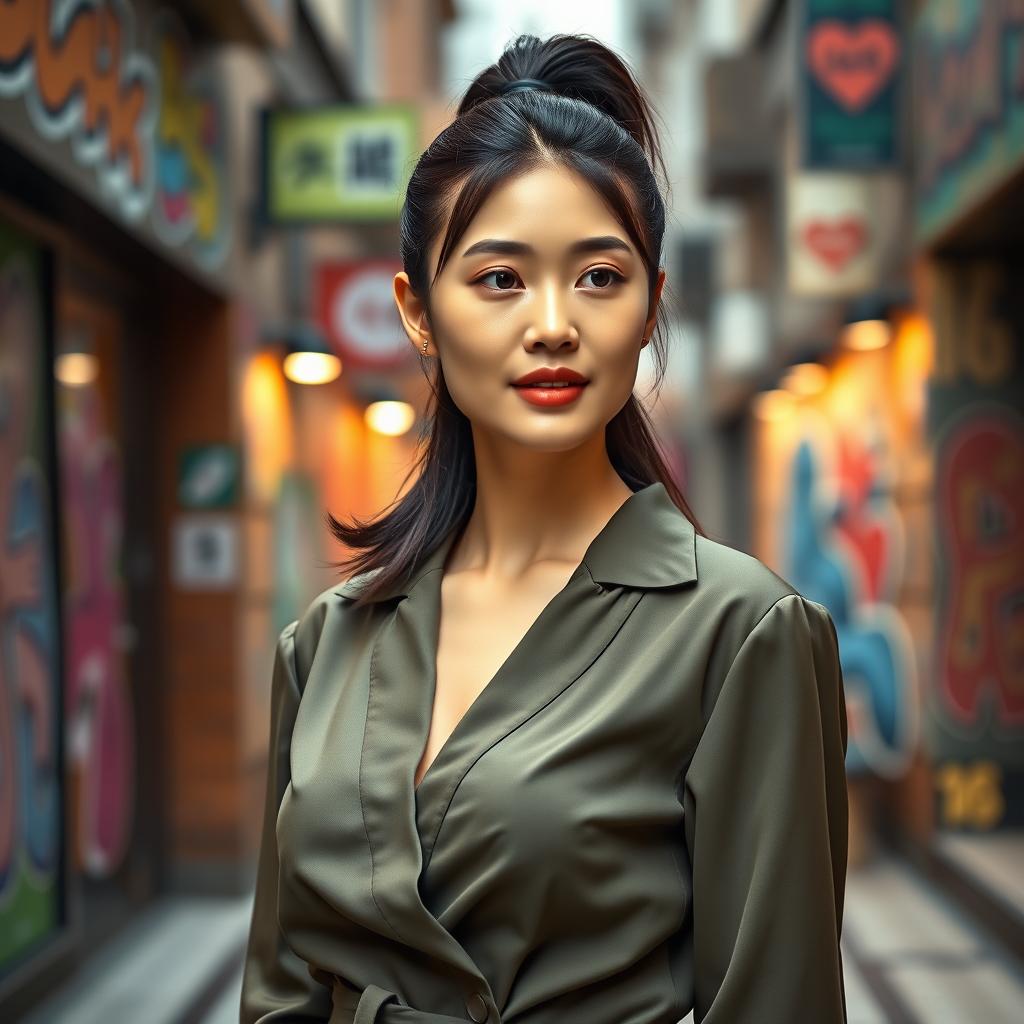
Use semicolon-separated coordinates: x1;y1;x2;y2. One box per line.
471;266;627;292
473;269;521;291
580;266;626;289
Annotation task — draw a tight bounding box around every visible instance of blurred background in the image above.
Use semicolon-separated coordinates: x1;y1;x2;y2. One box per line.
0;0;1021;1021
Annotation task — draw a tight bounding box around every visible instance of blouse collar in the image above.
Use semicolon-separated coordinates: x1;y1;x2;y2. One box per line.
336;479;697;603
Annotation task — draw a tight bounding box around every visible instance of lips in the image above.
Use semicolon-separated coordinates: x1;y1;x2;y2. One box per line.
511;367;590;408
511;366;590;387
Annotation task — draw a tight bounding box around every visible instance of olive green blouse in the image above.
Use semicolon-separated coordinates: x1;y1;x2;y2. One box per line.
240;481;849;1024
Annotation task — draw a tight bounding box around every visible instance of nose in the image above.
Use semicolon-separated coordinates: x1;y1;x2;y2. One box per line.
524;280;579;349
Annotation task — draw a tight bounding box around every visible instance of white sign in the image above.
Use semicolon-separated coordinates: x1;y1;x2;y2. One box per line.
172;514;239;589
786;171;903;296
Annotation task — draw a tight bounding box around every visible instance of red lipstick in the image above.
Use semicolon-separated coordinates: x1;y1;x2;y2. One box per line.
510;366;590;408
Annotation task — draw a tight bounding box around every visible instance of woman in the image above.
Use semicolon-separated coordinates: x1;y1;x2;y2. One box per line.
240;32;849;1024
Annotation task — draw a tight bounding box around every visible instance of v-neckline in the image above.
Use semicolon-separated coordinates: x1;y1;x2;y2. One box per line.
411;555;586;797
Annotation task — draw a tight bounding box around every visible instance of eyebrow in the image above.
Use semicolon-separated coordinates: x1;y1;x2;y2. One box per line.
460;235;633;259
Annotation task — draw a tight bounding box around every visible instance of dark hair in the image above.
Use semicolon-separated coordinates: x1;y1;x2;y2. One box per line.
326;32;706;606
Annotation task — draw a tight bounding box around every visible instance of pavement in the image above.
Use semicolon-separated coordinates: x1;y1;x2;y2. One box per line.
17;840;1024;1024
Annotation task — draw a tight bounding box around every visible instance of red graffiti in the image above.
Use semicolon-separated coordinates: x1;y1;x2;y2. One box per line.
937;414;1024;728
833;433;890;602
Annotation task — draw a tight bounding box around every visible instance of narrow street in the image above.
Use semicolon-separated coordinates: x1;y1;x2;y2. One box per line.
20;846;1024;1024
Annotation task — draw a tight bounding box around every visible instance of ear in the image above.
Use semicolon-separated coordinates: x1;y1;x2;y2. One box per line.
394;272;433;355
641;267;667;347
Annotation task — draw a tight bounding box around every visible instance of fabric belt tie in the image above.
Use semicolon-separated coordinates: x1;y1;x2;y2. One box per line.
331;977;488;1024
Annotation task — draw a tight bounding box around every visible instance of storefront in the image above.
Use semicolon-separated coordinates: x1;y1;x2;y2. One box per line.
0;0;308;1014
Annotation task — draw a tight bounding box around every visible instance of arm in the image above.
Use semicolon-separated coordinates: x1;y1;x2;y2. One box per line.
682;594;849;1023
240;621;334;1023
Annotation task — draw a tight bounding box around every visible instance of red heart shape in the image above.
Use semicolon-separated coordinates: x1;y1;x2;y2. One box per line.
801;218;867;272
808;19;900;113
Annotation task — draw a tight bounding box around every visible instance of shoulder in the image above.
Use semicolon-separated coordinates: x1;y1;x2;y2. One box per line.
689;533;837;684
280;575;383;689
681;538;842;734
692;531;803;629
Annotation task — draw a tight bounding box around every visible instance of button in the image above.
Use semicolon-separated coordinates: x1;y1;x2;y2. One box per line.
465;991;489;1022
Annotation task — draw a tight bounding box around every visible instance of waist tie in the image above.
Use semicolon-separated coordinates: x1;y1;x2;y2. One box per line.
330;976;490;1024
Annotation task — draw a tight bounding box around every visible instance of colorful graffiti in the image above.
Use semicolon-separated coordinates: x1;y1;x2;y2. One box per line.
0;226;62;970
783;411;919;780
0;0;230;267
151;9;230;269
934;418;1024;735
0;0;157;219
925;257;1024;828
58;381;134;878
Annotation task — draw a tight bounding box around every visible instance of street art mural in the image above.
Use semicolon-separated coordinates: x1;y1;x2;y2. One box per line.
150;7;231;269
57;380;134;879
0;224;63;972
927;259;1024;830
782;412;919;781
0;0;230;270
935;411;1024;732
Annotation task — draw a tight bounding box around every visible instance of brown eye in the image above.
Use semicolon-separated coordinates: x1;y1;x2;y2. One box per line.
475;270;520;290
581;267;625;289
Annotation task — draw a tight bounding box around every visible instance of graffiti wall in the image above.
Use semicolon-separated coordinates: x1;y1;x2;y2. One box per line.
924;259;1024;830
0;0;231;274
0;220;64;974
57;341;134;880
754;311;935;787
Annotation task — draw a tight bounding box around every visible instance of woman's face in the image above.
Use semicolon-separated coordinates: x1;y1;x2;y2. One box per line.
394;163;666;453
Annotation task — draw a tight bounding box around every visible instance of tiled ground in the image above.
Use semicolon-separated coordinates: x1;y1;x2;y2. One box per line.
19;896;252;1024
17;841;1024;1024
841;845;1024;1024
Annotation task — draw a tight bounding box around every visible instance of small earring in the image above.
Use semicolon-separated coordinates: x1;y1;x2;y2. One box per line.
422;339;429;354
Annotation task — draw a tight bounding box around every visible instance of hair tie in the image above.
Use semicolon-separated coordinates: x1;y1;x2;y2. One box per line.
499;78;552;96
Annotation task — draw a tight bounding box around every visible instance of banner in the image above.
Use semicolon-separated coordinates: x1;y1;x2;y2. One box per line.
800;0;903;168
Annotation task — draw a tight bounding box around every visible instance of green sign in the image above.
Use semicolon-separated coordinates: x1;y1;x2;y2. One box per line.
801;0;902;168
261;103;418;222
178;445;240;507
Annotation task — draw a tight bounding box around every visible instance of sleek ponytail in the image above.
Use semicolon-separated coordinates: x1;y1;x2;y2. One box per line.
327;32;705;605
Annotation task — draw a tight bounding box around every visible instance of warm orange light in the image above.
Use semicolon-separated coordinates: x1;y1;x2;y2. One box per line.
365;400;416;436
781;362;829;397
54;352;99;386
841;318;891;351
241;351;294;503
752;388;797;421
892;311;934;376
283;351;342;385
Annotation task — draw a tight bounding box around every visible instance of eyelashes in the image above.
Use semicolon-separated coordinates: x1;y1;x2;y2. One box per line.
471;267;627;292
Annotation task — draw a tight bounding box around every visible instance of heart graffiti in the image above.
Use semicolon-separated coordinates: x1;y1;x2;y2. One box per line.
808;19;900;113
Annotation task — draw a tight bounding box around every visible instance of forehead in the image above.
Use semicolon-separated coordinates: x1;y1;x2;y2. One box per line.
436;164;628;267
473;164;618;226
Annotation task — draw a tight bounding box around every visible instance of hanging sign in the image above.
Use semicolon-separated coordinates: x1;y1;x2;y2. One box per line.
800;0;903;168
177;445;240;508
316;259;411;370
786;171;903;295
172;514;239;589
261;104;418;223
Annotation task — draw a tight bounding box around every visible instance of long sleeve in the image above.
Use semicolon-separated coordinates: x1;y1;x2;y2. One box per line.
240;620;334;1023
682;593;849;1023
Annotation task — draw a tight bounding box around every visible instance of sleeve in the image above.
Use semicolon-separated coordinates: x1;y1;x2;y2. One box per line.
240;620;334;1023
682;594;849;1024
